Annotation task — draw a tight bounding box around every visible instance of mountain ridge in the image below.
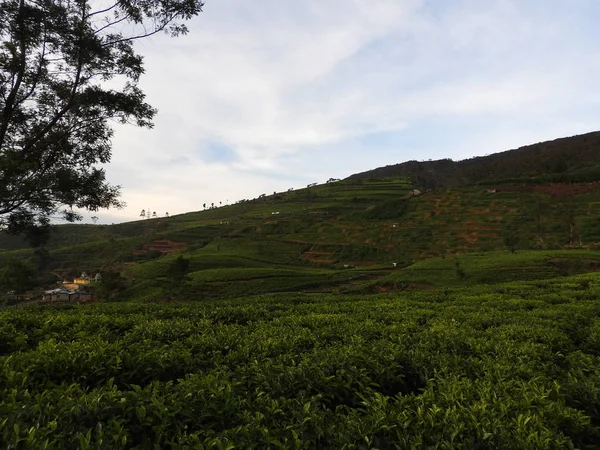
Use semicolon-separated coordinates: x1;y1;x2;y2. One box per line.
348;130;600;188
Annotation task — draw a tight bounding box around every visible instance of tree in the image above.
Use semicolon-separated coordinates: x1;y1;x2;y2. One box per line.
140;209;146;218
560;196;579;245
165;255;189;299
0;257;36;298
165;212;169;217
531;195;549;241
93;270;126;301
0;0;205;243
167;255;189;284
152;211;157;218
502;221;520;253
91;215;98;224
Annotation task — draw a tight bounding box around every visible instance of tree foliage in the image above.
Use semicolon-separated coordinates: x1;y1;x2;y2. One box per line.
0;257;36;295
167;255;189;285
164;255;189;299
502;221;520;253
0;0;204;242
93;270;125;301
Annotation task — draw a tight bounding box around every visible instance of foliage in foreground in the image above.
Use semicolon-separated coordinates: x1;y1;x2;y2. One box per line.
2;275;600;448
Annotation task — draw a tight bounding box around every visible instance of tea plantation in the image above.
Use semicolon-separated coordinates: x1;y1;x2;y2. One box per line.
4;153;600;448
2;274;600;449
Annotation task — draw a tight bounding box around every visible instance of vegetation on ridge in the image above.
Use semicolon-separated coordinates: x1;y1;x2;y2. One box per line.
350;131;600;188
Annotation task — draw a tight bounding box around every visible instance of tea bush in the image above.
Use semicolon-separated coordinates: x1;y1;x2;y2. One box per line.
2;275;600;448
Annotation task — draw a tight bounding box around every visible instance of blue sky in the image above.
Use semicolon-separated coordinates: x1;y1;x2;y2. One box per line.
93;0;600;223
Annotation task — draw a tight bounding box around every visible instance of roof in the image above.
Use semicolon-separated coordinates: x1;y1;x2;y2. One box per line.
44;288;78;295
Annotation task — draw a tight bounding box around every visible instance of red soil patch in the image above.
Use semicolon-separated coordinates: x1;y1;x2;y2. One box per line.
452;233;477;244
133;239;186;255
302;250;336;264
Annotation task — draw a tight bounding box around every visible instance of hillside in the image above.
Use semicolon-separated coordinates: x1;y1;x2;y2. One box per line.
4;133;600;448
3;131;600;301
3;178;600;301
350;131;600;188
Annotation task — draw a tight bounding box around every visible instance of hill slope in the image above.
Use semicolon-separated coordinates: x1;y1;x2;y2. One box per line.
349;131;600;188
3;131;600;301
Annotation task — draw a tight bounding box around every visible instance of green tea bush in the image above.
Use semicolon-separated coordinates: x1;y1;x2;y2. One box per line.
2;276;600;448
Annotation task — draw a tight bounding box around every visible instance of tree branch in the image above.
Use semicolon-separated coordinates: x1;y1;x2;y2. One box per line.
93;15;129;35
0;0;28;149
85;0;122;19
100;13;178;46
21;1;88;153
15;30;48;108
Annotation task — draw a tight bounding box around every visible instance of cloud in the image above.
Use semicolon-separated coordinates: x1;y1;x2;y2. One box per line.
95;0;600;222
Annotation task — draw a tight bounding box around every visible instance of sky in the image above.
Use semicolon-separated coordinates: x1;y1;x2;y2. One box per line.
90;0;600;224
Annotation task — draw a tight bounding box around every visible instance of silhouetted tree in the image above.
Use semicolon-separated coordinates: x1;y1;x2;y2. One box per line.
165;255;190;299
560;196;578;245
0;0;206;244
0;258;36;299
502;221;520;253
93;271;126;302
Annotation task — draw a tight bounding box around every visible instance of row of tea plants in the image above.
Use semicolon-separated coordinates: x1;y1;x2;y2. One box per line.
1;274;600;448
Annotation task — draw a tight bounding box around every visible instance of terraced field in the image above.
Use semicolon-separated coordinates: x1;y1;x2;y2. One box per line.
4;176;600;303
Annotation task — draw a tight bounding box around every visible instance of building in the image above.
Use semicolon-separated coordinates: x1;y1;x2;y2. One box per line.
43;288;80;303
73;271;91;285
42;288;94;303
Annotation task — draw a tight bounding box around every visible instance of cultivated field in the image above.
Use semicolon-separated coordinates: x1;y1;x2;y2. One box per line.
2;274;600;448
